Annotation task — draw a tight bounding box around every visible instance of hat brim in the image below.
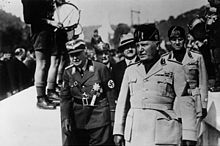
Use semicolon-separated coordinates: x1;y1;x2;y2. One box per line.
68;49;84;54
118;40;135;51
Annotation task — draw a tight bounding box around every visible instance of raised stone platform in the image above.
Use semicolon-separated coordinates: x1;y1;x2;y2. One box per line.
0;86;62;146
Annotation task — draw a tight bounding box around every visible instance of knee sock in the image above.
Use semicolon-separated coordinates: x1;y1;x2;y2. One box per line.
36;86;46;97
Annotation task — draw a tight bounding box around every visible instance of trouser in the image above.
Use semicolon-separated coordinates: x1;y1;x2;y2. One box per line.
63;124;113;146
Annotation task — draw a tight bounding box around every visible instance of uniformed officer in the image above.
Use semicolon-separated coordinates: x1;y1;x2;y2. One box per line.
113;24;187;146
166;26;208;146
60;38;116;146
95;42;115;71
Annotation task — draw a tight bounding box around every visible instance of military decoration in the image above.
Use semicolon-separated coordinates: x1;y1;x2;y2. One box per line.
90;83;103;106
108;80;115;89
73;81;78;87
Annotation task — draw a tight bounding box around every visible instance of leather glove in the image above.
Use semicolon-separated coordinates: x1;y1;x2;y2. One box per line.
114;135;125;146
62;119;72;136
201;108;207;120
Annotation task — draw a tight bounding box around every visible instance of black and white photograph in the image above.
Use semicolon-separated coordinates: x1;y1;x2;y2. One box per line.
0;0;220;145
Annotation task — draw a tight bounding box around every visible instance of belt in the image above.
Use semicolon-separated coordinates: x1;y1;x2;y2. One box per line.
74;97;92;105
73;97;107;106
131;102;173;110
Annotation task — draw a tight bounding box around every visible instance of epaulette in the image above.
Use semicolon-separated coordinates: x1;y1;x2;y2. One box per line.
167;59;182;65
160;58;167;66
65;64;74;70
190;49;201;55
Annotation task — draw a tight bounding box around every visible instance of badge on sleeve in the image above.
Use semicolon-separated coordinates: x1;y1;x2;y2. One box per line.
108;80;115;89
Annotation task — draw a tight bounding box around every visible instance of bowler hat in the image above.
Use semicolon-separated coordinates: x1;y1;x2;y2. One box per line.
134;23;159;42
118;33;135;51
66;39;86;54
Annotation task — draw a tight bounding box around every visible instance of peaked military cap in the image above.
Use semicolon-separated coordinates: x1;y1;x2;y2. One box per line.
168;26;186;40
66;39;86;54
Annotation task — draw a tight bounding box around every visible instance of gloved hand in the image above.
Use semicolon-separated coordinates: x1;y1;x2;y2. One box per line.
201;108;207;119
62;119;72;136
114;135;125;146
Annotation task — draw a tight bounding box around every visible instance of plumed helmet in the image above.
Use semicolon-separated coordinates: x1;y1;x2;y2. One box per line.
134;23;160;42
168;26;186;40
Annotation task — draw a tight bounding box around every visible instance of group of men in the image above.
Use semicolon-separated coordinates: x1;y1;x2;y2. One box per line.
59;23;208;146
21;0;215;145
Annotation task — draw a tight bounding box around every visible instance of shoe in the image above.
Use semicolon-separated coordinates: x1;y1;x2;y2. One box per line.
47;91;60;101
45;96;60;106
37;97;56;110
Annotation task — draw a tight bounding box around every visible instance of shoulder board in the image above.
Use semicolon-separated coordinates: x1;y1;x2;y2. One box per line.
190;49;201;54
167;59;182;65
65;64;74;70
161;52;169;57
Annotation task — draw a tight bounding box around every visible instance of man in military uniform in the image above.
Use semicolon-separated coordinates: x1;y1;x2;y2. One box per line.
111;32;139;99
166;26;208;146
60;39;116;146
113;24;187;146
95;42;115;71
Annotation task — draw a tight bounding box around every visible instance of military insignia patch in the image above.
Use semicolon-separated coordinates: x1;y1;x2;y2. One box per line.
73;81;78;87
108;80;115;89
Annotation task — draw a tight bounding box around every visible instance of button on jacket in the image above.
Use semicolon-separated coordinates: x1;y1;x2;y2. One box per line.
60;60;116;129
113;58;187;146
166;49;208;141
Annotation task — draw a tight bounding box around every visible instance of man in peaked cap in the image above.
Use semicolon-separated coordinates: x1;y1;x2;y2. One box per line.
166;26;208;146
60;38;116;145
113;23;187;146
111;32;139;99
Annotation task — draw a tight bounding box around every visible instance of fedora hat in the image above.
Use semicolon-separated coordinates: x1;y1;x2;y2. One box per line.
118;32;135;51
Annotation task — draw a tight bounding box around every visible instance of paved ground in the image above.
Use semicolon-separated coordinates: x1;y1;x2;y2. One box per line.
0;86;62;146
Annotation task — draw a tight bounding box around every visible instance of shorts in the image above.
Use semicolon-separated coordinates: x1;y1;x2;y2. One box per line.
31;30;67;56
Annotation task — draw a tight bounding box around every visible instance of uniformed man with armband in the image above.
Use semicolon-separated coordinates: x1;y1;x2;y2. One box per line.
113;24;188;146
166;26;208;146
60;39;116;145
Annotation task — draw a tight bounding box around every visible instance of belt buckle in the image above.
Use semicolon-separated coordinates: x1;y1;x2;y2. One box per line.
82;97;89;106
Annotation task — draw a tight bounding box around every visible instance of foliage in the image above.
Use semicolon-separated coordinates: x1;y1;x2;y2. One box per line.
157;6;207;40
0;9;31;53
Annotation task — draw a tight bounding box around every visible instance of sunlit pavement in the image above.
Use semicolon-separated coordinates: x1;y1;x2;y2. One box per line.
0;86;62;146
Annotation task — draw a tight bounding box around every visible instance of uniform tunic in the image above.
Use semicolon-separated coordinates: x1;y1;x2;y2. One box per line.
113;58;187;146
60;60;116;145
61;60;115;129
166;49;208;141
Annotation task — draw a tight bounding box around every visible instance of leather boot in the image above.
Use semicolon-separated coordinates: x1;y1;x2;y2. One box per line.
37;97;56;110
47;90;60;101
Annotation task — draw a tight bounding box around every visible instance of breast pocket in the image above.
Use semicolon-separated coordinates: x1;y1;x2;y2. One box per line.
156;76;175;97
128;78;137;96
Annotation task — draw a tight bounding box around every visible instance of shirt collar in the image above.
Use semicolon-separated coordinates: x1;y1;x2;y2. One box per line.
125;56;137;66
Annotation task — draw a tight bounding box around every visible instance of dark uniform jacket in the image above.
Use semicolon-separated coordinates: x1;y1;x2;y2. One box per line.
112;58;139;99
60;60;116;129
